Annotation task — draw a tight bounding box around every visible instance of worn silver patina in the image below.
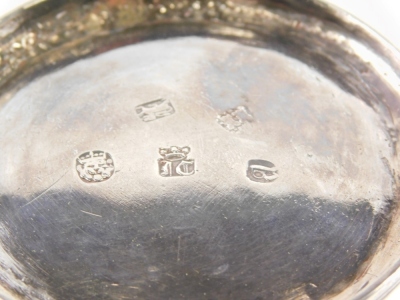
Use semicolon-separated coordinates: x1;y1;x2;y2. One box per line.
0;0;399;299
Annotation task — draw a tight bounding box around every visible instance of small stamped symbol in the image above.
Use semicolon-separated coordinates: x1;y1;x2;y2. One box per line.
136;98;175;122
158;146;195;177
76;151;115;183
217;106;253;132
247;160;278;183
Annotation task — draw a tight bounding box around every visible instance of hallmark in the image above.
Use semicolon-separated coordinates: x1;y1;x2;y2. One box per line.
76;151;115;183
217;106;253;132
158;146;195;177
136;98;175;122
247;160;278;183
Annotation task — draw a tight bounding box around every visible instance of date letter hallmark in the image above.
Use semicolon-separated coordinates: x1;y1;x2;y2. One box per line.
247;160;278;183
217;106;253;132
136;99;175;122
158;146;195;177
76;151;115;183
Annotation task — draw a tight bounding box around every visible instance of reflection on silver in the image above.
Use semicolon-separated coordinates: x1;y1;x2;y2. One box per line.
247;159;278;183
0;0;399;299
158;146;195;177
76;151;115;183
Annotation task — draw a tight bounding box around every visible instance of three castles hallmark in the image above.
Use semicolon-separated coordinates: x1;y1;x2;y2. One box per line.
75;99;278;183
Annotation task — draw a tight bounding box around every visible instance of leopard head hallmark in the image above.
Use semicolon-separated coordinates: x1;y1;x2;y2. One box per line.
158;146;195;177
76;151;115;183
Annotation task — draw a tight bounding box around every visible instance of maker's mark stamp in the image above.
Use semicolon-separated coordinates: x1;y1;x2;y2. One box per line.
76;151;115;183
247;160;278;183
217;106;253;132
158;146;195;177
136;98;175;122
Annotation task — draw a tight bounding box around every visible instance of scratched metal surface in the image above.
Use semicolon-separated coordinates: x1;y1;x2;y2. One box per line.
0;1;399;300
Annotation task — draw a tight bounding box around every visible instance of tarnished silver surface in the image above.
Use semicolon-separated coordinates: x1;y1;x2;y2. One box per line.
0;0;399;299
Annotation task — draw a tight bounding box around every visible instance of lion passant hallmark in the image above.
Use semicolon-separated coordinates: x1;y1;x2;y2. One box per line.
136;99;175;122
